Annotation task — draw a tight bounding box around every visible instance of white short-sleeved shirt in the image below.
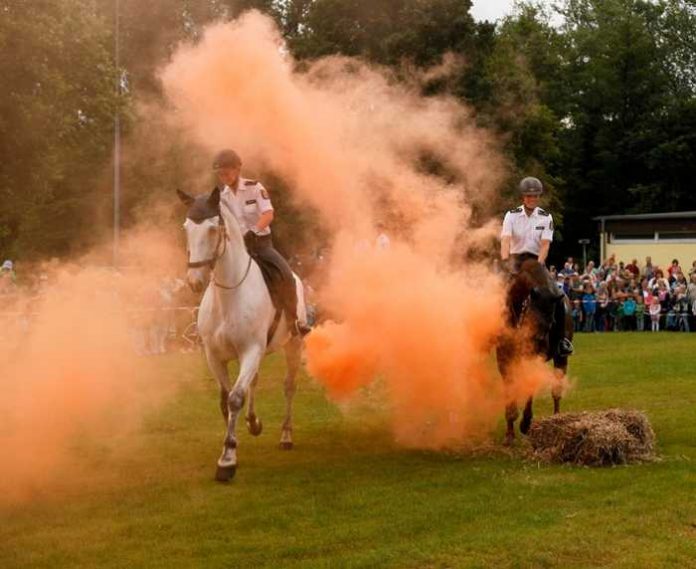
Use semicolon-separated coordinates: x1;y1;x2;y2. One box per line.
501;206;554;255
221;177;274;236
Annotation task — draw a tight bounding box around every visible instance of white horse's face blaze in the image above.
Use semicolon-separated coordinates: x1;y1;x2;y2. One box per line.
184;216;221;292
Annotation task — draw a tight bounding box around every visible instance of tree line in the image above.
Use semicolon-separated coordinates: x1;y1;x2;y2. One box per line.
0;0;694;264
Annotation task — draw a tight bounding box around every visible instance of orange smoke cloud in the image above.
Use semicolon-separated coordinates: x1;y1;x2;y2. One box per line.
0;228;186;503
160;11;561;448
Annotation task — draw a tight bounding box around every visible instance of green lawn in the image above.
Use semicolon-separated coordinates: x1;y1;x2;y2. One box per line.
2;333;695;568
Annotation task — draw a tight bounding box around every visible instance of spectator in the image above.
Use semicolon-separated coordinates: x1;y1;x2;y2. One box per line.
671;271;687;292
614;297;624;331
650;297;661;332
643;256;656;280
596;282;610;332
582;284;597;332
572;300;583;332
649;269;669;292
673;285;691;332
688;273;696;305
375;222;391;250
623;296;636;331
560;257;575;276
667;258;681;279
625;258;640;277
635;296;646;332
568;273;584;302
0;260;17;294
657;281;671;313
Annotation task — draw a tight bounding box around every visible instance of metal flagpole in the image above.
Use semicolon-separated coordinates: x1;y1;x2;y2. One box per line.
113;0;121;267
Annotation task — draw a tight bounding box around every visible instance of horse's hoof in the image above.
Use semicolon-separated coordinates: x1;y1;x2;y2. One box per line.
503;433;515;446
215;464;237;482
246;416;263;437
520;417;533;435
279;441;294;450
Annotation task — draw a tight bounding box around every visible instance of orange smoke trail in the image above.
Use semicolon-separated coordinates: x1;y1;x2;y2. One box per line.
0;228;186;503
160;11;563;447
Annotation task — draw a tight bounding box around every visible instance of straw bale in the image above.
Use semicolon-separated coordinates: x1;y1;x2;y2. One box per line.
528;409;656;466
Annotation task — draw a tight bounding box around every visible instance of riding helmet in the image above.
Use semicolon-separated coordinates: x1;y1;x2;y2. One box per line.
519;176;543;196
212;149;242;170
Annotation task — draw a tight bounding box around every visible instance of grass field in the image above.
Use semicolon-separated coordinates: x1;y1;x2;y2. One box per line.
2;333;695;568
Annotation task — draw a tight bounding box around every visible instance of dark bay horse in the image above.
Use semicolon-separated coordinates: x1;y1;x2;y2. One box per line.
496;258;574;444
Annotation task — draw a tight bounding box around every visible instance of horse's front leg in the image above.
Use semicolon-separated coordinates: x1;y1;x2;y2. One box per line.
497;340;518;446
245;373;263;436
520;397;534;434
204;345;231;425
504;402;518;445
552;356;568;414
280;337;302;450
216;348;263;482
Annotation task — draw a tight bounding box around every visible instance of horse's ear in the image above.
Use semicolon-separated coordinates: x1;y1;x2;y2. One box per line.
177;189;195;206
208;187;221;208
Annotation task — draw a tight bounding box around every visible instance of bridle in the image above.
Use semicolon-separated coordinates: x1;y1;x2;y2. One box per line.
186;208;252;290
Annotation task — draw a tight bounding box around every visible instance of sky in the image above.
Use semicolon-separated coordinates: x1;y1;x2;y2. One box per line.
470;0;557;22
470;0;518;22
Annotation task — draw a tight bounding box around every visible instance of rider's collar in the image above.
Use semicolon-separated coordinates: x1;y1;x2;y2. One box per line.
523;205;537;216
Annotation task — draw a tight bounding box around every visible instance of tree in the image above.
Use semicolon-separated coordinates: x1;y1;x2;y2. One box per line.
292;0;476;65
556;0;695;257
0;0;121;258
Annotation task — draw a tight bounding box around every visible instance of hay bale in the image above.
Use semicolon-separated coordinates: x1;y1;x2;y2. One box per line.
528;409;656;466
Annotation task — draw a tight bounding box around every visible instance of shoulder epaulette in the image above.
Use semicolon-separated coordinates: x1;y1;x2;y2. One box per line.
508;207;523;214
537;208;550;216
244;179;258;186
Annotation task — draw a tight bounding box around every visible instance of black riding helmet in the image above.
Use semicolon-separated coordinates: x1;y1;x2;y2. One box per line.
519;176;543;196
212;149;242;170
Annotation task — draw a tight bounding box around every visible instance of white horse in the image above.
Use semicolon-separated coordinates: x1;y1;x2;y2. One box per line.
177;187;306;482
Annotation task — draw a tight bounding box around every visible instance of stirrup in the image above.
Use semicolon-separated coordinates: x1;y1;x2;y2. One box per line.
558;338;574;356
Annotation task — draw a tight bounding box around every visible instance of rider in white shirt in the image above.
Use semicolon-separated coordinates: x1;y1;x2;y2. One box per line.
500;177;573;356
213;149;310;337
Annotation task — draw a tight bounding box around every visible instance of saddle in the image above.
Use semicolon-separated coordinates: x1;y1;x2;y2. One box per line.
243;232;290;343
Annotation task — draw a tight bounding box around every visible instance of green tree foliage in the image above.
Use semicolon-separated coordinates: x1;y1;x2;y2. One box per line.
292;0;476;65
0;0;120;258
2;0;695;262
555;0;696;252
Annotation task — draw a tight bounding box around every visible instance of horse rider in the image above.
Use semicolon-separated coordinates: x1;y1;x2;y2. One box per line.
500;176;574;356
212;149;311;337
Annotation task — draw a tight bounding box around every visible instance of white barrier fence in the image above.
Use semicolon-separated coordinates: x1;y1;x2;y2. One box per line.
0;306;202;356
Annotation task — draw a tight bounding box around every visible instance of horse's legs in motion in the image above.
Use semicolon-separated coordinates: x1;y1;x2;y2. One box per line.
520;397;534;434
216;349;263;482
552;356;568;414
204;346;231;425
245;373;263;436
280;337;301;450
497;340;518;445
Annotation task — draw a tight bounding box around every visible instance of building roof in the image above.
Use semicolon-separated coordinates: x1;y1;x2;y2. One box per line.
593;211;696;221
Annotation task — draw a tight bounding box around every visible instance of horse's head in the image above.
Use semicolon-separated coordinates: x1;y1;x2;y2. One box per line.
177;188;224;293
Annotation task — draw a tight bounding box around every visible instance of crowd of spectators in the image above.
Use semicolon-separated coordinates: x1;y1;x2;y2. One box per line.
552;256;696;333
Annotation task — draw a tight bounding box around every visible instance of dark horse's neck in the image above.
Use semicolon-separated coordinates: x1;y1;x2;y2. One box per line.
514;259;556;296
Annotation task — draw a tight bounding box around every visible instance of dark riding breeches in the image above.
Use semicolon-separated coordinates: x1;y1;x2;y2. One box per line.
244;233;298;323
